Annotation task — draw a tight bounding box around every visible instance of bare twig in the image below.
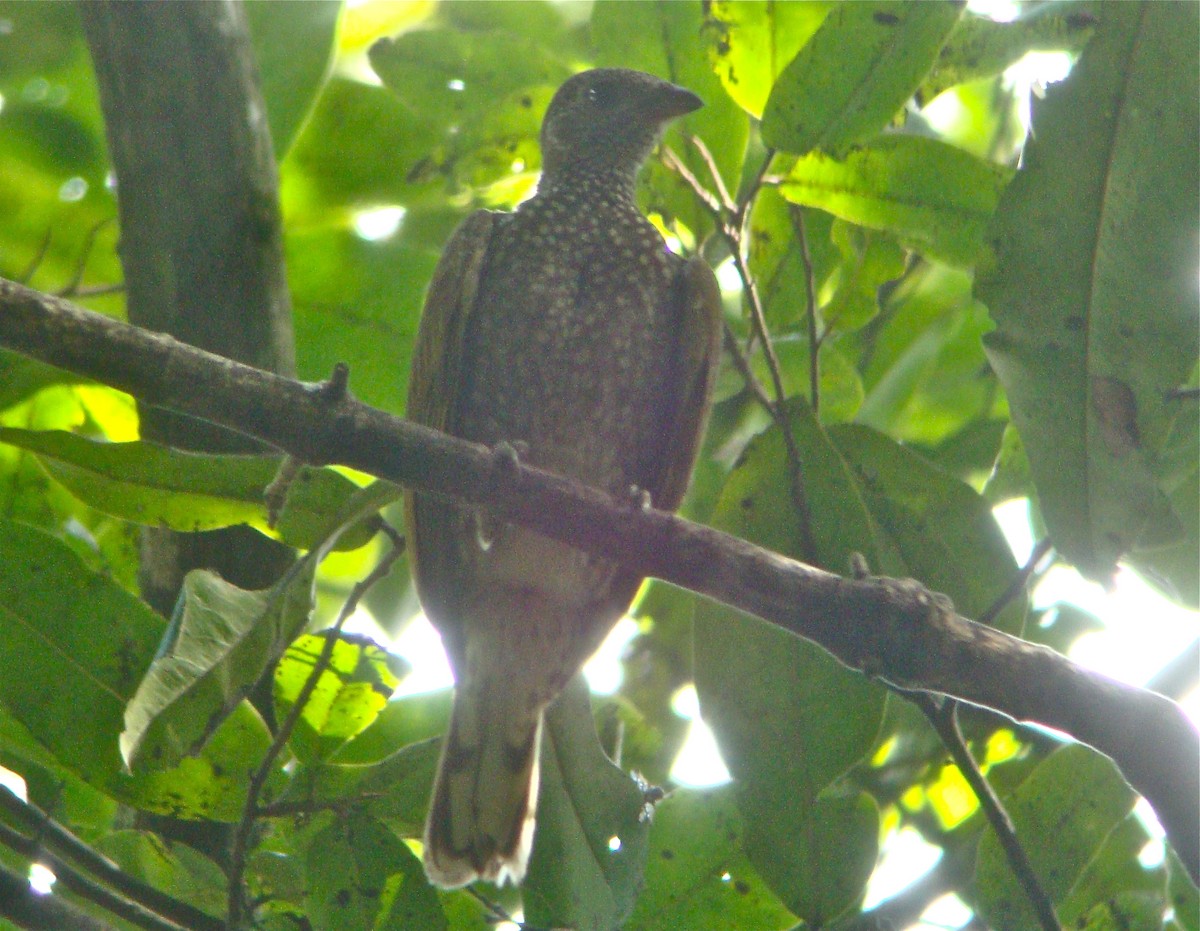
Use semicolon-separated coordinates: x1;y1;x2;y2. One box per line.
0;786;223;931
225;527;406;929
663;145;817;560
56;218;116;297
916;696;1062;931
979;537;1053;628
790;205;822;415
0;820;194;931
16;230;52;285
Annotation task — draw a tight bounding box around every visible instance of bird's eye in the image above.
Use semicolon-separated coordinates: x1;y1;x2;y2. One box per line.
585;84;616;106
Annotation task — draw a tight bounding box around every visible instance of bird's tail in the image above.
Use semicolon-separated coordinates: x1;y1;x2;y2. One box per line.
422;680;543;889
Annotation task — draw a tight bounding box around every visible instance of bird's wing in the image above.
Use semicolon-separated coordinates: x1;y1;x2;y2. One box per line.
405;210;496;434
645;255;723;511
404;210;497;667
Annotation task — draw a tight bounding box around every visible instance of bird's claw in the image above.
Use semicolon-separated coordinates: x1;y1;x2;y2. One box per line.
626;484;652;512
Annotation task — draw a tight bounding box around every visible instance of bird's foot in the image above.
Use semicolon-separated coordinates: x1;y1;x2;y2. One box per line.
625;484;653;512
490;440;529;474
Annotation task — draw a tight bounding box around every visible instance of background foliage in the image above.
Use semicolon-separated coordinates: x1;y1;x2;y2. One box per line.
0;2;1196;929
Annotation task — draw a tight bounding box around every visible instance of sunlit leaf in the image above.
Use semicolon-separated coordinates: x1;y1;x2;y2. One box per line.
701;1;830;118
762;0;963;154
274;632;407;762
974;745;1134;929
0;427;377;551
779;134;1013;266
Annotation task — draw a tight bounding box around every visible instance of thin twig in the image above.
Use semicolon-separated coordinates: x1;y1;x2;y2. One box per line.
722;325;775;412
17;229;52;285
225;527;406;929
56;218;116;297
980;537;1053;627
465;886;551;931
0;821;191;931
687;135;736;211
255;792;387;818
916;695;1062;931
0;786;223;931
663;145;817;561
790;205;822;415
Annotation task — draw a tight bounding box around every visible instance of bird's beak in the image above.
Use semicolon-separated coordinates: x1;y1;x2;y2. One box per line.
646;83;704;122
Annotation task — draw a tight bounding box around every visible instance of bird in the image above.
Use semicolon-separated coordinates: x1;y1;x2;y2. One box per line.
404;67;723;889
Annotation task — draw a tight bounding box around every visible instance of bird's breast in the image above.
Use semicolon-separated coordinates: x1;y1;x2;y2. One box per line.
458;197;680;489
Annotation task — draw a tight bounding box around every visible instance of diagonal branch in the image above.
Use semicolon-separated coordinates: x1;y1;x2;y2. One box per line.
0;275;1196;884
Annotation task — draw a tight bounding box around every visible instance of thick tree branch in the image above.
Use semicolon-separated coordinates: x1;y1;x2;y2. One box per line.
0;276;1196;883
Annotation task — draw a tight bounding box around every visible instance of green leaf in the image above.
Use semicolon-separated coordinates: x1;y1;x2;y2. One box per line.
625;787;795;930
274;632;407;762
978;1;1199;580
524;678;650;931
761;0;964;155
244;0;340;157
0;517;269;817
747;186;838;332
0;427;376;551
0;516;163;786
773;794;879;925
368;23;571;196
95;830;227;918
1060;815;1164;928
282;77;444;221
120;562;316;773
694;403;886;920
829;423;1026;633
858;263;997;445
305;813;443;931
287;227;439;416
822;220;906;333
973;745;1135;930
920;4;1097;102
1167;850;1199;931
701;1;830;118
779;134;1013;266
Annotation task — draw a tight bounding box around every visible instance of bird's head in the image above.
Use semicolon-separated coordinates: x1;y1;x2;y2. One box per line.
539;68;702;183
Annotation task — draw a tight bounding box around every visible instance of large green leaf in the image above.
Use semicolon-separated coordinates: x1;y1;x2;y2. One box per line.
273;632;407;763
978;1;1199;580
973;745;1134;930
120;564;316;773
286;226;439;416
625;786;795;930
779;134;1013;266
305;812;445;931
761;0;963;154
95;830;227;918
0;427;376;551
0;517;271;818
701;1;830;118
524;678;650;931
830;423;1026;633
121;480;397;772
694;403;885;921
